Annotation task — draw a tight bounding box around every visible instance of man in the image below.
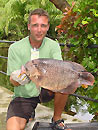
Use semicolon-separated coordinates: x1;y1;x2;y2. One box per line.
7;8;71;130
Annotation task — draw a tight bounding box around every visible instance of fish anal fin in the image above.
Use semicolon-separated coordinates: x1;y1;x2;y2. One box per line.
59;82;78;94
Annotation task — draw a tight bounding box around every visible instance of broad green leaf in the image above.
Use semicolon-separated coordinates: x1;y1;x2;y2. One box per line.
93;68;98;73
95;32;98;37
90;9;98;17
90;38;97;44
95;94;98;100
73;18;81;28
87;34;93;39
88;61;96;69
82;20;88;25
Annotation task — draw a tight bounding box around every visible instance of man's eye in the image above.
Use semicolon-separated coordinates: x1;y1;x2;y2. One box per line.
41;24;47;28
31;24;48;28
32;24;38;27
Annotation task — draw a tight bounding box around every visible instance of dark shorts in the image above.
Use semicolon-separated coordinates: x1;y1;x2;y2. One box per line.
6;88;54;122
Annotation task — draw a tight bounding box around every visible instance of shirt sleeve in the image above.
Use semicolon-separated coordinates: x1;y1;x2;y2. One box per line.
7;45;22;75
51;42;63;60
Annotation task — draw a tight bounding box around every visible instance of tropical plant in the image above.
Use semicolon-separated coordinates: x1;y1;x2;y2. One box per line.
56;0;98;115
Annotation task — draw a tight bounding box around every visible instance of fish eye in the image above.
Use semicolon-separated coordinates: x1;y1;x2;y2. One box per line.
25;67;28;71
34;64;38;67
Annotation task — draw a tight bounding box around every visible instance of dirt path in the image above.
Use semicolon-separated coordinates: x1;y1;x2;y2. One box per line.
0;86;85;130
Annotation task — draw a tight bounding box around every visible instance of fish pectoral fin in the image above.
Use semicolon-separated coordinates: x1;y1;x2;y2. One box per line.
59;82;78;94
34;71;40;76
30;71;41;79
33;75;39;79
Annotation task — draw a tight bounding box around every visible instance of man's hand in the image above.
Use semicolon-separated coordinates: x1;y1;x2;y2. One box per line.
10;75;20;86
10;68;30;86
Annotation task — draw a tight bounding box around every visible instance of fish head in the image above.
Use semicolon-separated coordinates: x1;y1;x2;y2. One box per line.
24;60;40;79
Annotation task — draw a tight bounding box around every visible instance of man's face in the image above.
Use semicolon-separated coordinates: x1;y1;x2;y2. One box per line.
28;15;49;43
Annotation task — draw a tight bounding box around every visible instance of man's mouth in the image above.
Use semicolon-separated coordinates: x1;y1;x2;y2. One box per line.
36;34;42;36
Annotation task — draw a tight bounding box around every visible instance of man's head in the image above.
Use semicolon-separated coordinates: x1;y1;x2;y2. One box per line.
28;8;50;24
28;8;50;43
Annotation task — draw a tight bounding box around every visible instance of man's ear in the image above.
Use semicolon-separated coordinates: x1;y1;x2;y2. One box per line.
28;24;30;30
47;24;50;31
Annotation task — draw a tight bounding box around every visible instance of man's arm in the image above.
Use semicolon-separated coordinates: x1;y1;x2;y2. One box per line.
51;42;63;60
7;45;22;87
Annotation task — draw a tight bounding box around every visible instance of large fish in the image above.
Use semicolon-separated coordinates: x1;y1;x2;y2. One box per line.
22;59;95;94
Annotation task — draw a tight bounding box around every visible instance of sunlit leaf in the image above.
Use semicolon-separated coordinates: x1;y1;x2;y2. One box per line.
87;34;93;39
95;94;98;100
90;9;98;17
88;61;96;69
95;32;98;37
90;38;97;44
82;20;88;25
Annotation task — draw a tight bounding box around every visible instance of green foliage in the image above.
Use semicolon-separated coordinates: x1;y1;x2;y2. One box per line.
0;0;62;40
0;44;14;91
56;0;98;115
0;74;14;92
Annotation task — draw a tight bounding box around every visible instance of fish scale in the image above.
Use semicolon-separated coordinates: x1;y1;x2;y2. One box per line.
24;59;95;94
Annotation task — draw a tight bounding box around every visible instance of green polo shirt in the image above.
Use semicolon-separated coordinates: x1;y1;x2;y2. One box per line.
7;36;62;98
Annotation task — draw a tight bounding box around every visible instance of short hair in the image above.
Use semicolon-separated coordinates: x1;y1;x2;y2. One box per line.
28;8;50;24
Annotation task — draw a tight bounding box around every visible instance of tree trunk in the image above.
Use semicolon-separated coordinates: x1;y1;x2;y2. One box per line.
49;0;71;12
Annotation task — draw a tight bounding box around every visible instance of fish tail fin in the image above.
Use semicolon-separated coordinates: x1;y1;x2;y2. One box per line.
79;72;95;86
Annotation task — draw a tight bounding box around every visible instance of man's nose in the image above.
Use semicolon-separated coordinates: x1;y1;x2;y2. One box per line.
37;25;41;32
